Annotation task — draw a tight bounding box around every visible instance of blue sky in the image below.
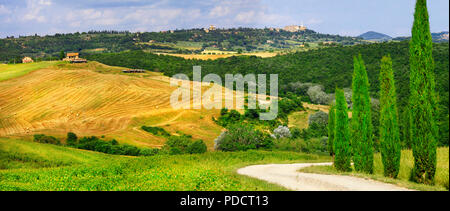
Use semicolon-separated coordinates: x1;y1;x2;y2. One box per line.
0;0;448;38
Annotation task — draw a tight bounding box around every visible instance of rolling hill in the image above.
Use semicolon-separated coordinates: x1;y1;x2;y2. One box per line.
358;31;392;41
0;62;227;149
0;28;363;63
393;31;449;43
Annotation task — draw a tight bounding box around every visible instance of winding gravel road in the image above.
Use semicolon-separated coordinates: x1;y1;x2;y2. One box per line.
237;163;411;191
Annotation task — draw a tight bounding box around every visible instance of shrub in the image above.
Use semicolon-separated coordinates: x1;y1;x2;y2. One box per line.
164;136;207;155
66;132;78;146
214;132;227;151
273;126;292;139
215;123;273;152
141;126;171;137
307;85;332;105
308;111;328;126
291;128;302;139
186;140;208;154
139;148;160;156
33;134;60;145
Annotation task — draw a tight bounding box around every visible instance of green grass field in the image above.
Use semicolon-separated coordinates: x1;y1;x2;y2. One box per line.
0;61;60;82
300;148;449;191
0;138;330;191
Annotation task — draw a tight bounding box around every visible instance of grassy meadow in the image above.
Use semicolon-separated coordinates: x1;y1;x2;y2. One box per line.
300;147;449;191
0;61;60;82
0;138;330;191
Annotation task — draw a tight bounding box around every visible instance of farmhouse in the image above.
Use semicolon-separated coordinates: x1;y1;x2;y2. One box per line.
64;53;87;63
22;57;34;63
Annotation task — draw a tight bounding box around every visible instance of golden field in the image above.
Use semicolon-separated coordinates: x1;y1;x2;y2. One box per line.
0;62;228;149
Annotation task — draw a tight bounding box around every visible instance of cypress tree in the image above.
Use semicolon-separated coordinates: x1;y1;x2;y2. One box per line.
334;88;352;172
409;0;438;184
351;54;374;174
379;55;401;178
328;104;336;156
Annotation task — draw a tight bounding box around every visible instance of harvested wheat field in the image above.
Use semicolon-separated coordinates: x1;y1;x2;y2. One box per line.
0;62;227;149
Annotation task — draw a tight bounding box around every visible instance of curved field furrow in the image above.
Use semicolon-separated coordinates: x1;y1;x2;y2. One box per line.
0;62;223;148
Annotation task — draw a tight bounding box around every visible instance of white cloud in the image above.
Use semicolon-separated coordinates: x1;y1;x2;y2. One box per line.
306;18;323;25
0;5;11;15
21;0;53;23
38;0;52;6
209;5;231;18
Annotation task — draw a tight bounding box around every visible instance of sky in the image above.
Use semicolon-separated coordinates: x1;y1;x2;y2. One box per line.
0;0;448;38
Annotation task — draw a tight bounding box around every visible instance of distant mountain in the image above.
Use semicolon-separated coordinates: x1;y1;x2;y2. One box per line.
432;31;449;42
392;31;449;43
358;31;392;41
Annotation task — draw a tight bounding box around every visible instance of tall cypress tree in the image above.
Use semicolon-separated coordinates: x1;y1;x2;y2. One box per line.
409;0;438;184
379;55;401;178
334;88;352;172
328;104;336;156
351;54;374;174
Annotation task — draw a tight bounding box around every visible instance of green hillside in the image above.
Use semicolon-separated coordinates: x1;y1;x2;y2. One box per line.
0;138;329;191
0;61;60;82
0;28;363;62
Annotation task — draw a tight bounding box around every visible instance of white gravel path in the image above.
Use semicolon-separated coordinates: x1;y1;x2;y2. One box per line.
237;163;412;191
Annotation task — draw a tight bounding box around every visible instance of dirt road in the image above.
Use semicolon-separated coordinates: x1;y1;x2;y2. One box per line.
237;163;411;191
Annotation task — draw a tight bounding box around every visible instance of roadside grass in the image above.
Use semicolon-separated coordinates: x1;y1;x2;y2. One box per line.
0;138;112;169
0;138;331;191
0;61;60;82
299;147;449;191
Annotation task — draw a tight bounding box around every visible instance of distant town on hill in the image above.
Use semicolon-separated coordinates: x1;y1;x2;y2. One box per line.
0;25;364;62
0;26;448;63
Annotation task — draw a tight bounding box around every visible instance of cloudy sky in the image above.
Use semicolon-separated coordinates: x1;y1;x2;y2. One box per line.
0;0;448;38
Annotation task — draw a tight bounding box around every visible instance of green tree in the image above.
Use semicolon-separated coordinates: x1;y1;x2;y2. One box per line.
351;54;374;174
379;55;401;178
67;132;78;146
334;88;352;172
327;104;336;156
59;51;65;60
409;0;438;184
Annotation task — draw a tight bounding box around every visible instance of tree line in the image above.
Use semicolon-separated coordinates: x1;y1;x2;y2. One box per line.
329;0;439;184
86;40;449;147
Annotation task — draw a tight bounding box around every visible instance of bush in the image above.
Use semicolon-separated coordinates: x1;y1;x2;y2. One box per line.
76;136;152;156
273;126;292;139
164;136;207;155
308;111;328;126
186;140;207;154
291;128;302;139
139;148;160;156
215;123;273;152
33;134;60;145
66;132;78;146
307;85;332;105
141;126;171;137
165;136;191;155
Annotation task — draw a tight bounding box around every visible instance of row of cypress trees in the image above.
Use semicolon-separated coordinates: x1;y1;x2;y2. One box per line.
328;0;438;184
